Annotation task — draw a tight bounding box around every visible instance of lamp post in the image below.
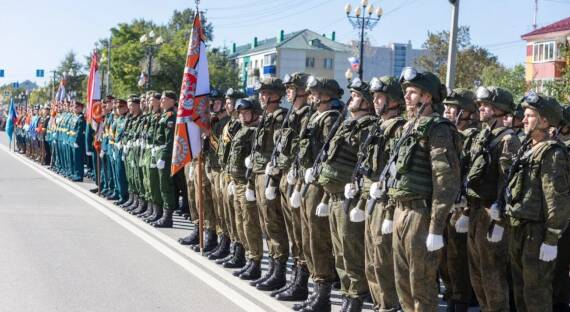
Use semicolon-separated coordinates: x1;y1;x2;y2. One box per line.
140;31;164;90
345;0;382;80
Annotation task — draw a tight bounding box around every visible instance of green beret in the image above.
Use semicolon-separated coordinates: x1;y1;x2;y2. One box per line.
117;99;127;106
162;90;178;101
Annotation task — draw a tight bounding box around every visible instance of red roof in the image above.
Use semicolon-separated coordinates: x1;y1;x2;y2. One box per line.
522;16;570;39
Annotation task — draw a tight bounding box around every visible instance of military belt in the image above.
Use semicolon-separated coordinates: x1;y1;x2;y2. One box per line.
395;198;430;212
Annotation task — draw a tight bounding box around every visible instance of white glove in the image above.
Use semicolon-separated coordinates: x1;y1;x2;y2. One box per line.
455;215;469;233
539;243;558;262
73;143;79;148
487;224;504;243
151;148;157;157
370;182;382;199
489;202;502;221
426;233;444;251
304;167;315;184
290;190;302;208
265;163;279;176
315;201;330;217
349;207;365;223
227;181;235;196
156;159;165;169
246;188;256;202
381;219;393;235
265;186;277;200
287;169;297;185
116;142;122;150
245;156;253;169
344;183;358;199
99;151;105;158
86;151;93;156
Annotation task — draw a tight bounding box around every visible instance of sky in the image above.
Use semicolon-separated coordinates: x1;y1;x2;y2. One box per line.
0;0;569;86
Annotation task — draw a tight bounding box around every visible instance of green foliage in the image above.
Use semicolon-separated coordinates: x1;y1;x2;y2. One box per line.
481;64;527;100
542;44;570;104
208;48;241;91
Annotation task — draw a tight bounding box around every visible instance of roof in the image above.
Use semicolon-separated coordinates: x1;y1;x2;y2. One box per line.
522;16;570;39
229;29;352;58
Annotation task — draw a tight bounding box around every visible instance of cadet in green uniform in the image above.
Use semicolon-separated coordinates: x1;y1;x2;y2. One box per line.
227;97;263;280
111;99;130;205
271;73;312;301
292;76;343;312
69;101;86;182
362;76;405;312
248;78;290;291
466;86;521;312
440;88;480;312
506;93;570;312
123;95;144;211
389;67;461;311
100;97;116;198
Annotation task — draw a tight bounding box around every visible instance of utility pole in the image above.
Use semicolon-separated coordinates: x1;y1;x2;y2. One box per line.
106;36;111;96
446;0;460;89
533;0;538;30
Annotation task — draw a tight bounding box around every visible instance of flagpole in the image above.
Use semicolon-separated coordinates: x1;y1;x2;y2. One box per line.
197;151;205;254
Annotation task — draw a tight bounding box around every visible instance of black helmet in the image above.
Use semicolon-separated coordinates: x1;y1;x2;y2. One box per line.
235;96;262;114
348;77;373;105
283;72;310;89
475;86;514;114
254;77;285;96
443;88;478;113
306;76;344;99
225;88;246;100
399;67;447;103
521;91;562;127
210;89;224;100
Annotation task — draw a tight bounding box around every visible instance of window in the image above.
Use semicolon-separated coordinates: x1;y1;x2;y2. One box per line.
533;41;556;62
264;53;277;66
306;57;315;68
323;58;334;69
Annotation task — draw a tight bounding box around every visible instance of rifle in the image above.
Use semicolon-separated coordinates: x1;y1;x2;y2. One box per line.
488;134;532;236
265;105;295;189
245;107;268;181
366;103;427;214
300;100;347;197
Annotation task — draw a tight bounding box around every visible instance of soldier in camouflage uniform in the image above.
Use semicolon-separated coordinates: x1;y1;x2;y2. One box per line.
292;76;343;312
504;103;525;142
248;77;290;291
143;92;165;224
227;97;263;280
271;73;312;301
122;95;144;212
466;86;521;312
440;88;480;312
362;76;406;312
130;94;154;217
388;67;461;311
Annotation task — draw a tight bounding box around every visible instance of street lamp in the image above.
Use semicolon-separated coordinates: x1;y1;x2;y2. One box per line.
345;1;382;80
140;31;164;90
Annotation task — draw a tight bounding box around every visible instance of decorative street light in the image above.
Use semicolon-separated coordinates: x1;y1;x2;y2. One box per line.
345;0;382;80
140;31;164;90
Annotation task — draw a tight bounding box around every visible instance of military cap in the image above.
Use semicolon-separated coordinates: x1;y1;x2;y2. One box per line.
74;101;85;107
370;76;404;102
475;86;514;114
210;89;224;99
128;94;141;104
521;92;562;127
306;76;344;99
399;67;447;103
348;77;373;105
235;96;262;114
147;91;161;100
117;99;128;106
283;72;310;89
254;77;286;96
443;88;478;113
225;88;246;99
162;90;178;101
103;95;115;103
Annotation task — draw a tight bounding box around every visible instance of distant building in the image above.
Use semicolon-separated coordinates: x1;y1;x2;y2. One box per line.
229;29;427;95
521;17;570;93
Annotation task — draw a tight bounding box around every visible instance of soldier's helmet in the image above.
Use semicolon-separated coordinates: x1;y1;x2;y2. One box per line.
210;89;224;100
235;96;262;114
513;103;525;120
306;76;344;99
254;77;285;96
399;67;447;104
370;76;404;102
348;77;373;105
225;88;246;100
443;88;478;113
283;72;310;89
475;86;514;114
521;91;563;127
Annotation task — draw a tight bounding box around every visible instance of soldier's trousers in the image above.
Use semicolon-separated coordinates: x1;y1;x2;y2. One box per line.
301;183;335;283
146;152;163;207
440;212;471;305
329;194;367;299
393;199;441;312
255;173;289;262
510;221;555;312
553;226;570;309
221;172;239;243
158;160;176;211
209;168;227;235
234;181;263;261
193;164;216;230
72;145;84;180
184;163;197;220
467;200;510;312
279;174;303;263
365;200;399;311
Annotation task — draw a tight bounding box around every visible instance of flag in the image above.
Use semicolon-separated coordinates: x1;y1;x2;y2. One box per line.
55;74;67;103
86;50;103;131
5;98;17;142
170;12;210;175
348;56;360;71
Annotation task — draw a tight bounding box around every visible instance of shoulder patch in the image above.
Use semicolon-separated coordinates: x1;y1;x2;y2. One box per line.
167;121;175;128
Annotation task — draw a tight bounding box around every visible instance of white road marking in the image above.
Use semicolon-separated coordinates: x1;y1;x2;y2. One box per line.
0;144;293;312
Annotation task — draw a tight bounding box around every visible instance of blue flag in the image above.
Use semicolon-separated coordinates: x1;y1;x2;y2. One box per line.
5;98;17;142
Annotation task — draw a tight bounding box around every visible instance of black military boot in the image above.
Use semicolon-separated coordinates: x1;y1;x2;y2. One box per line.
152;209;173;228
125;195;140;211
208;234;230;260
293;283;319;311
230;247;250;274
301;282;331;312
178;227;199;246
225;243;247;269
131;200;147;215
216;240;235;264
120;193;134;208
250;257;275;286
146;205;163;223
141;203;155;219
201;229;218;254
271;264;298;297
143;203;157;221
345;297;363;312
257;259;287;291
275;264;309;301
239;260;261;280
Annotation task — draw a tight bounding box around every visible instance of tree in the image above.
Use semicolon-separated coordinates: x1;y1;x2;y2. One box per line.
57;51;87;100
208;48;241;91
542;44;570;103
481;64;527;100
416;26;501;89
